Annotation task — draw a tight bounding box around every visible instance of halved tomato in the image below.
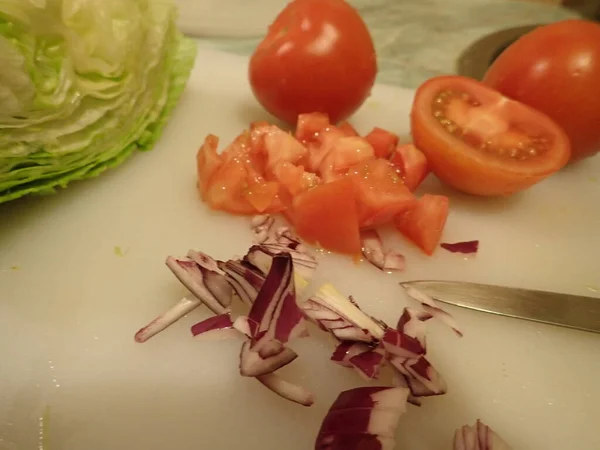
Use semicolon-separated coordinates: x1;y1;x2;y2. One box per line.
411;76;571;196
338;120;359;137
389;144;429;192
319;136;375;183
364;127;399;159
348;159;417;228
394;194;449;255
197;134;223;198
292;176;361;255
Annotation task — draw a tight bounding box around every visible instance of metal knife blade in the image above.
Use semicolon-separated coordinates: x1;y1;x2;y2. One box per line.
400;280;600;334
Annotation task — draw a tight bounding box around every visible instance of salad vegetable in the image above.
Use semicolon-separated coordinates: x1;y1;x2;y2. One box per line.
0;0;196;204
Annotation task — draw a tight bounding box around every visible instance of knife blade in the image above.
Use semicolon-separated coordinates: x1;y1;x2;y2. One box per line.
400;280;600;334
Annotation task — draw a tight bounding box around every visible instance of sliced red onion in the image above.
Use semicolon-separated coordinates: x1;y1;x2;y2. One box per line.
348;348;385;380
246;253;308;343
381;328;425;359
441;240;479;254
331;341;385;380
135;297;201;343
403;285;463;337
361;230;405;272
239;340;298;377
246;243;318;281
166;256;232;314
396;307;432;348
390;369;422;406
251;215;275;244
316;433;396;450
389;356;447;397
219;259;266;306
315;387;409;450
454;420;512;450
256;372;314;406
302;283;384;343
191;313;240;341
232;316;253;337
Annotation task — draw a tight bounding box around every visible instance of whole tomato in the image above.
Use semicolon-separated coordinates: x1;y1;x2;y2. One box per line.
483;20;600;161
248;0;377;125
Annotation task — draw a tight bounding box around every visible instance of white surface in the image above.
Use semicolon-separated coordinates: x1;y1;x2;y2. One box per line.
1;45;600;450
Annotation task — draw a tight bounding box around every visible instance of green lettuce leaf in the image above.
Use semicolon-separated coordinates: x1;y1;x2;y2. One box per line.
0;0;197;204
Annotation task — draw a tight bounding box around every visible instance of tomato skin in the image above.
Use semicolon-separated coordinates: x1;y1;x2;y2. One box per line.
248;0;377;125
411;76;571;196
483;20;600;161
394;194;449;255
292;177;361;255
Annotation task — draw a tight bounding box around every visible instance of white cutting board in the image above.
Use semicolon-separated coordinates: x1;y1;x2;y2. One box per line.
1;45;599;450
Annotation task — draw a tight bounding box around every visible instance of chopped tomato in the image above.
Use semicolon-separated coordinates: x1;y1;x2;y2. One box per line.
271;162;320;196
389;144;429;191
292;177;361;255
319;136;375;183
250;120;270;131
364;127;399;159
296;112;330;143
202;133;284;215
262;126;308;169
394;194;449;255
348;159;417;228
411;76;570;196
196;134;223;198
338;120;359;137
306;126;346;173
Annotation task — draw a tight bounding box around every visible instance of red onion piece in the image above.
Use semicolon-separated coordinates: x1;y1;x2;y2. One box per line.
315;387;409;450
331;341;371;368
403;285;463;337
251;215;275;244
247;253;307;343
441;240;479;254
389;356;447;397
135;297;201;343
361;230;405;272
302;284;384;343
331;342;385;380
256;373;314;407
396;307;432;348
219;259;266;306
190;313;241;342
246;243;317;281
239;340;298;377
390;370;422;406
166;256;232;314
454;420;512;450
381;328;425;359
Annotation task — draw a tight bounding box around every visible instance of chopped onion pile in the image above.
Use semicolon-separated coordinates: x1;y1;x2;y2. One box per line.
454;420;513;450
360;230;406;272
134;220;506;449
441;240;480;254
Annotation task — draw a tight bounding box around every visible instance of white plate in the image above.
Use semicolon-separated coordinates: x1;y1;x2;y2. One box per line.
1;45;600;450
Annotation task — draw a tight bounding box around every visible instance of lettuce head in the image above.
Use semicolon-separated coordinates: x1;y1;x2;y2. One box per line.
0;0;197;204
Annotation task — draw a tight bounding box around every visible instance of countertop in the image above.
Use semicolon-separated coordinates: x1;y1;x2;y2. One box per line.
187;0;581;88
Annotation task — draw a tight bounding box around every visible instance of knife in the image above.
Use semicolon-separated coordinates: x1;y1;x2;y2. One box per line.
400;280;600;334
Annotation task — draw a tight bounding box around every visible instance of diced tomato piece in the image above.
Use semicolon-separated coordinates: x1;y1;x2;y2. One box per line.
296;112;330;142
271;162;320;196
263;126;308;169
364;127;399;159
394;194;449;255
390;144;430;192
292;177;361;255
204;158;255;215
348;159;417;228
250;120;270;131
338;120;359;137
306;126;346;173
319;136;375;183
244;177;281;213
196;134;223;198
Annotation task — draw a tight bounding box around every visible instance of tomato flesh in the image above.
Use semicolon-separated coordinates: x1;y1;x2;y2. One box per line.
348;159;417;228
292;177;361;255
389;144;429;192
364;127;399;159
197;134;223;198
338;121;359;137
411;76;570;196
394;194;449;255
296;112;330;143
319;136;375;183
